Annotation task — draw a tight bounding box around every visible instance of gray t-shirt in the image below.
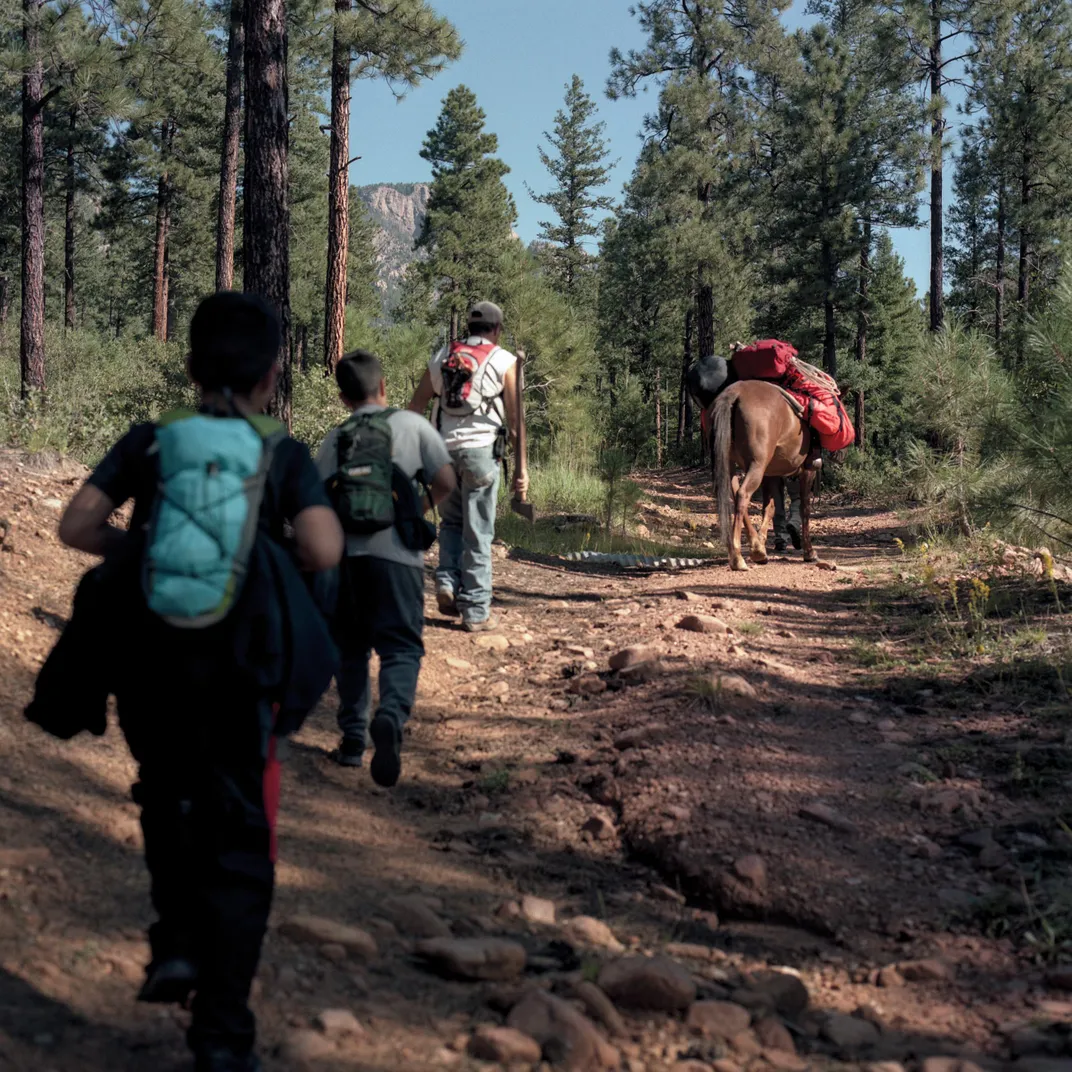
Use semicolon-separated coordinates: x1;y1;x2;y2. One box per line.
316;405;452;568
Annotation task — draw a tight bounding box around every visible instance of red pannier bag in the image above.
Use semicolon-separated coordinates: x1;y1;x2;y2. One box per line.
733;339;798;380
781;363;855;450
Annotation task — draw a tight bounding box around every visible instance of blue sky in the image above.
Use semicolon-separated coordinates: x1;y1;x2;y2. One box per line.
347;0;940;297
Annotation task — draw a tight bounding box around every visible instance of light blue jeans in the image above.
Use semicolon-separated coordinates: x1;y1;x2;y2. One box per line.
436;446;501;625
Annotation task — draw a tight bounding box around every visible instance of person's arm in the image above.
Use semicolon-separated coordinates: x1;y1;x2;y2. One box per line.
291;505;344;571
58;484;128;557
408;369;436;415
425;462;456;513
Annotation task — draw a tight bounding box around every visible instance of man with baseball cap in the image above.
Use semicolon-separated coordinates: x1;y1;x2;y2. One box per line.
408;301;527;632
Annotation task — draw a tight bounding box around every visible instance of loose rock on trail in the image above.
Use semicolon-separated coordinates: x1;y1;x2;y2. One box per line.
1;453;1071;1072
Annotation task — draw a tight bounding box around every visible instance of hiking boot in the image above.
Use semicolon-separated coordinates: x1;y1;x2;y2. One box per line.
774;538;788;553
462;615;498;633
368;715;402;788
137;956;198;1005
333;736;364;768
786;513;803;550
436;587;459;617
194;1046;262;1072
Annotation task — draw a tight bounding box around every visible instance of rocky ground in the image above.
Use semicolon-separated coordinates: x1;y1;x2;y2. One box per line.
0;451;1070;1072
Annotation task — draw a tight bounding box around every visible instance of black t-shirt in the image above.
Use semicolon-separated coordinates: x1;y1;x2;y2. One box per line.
88;420;330;541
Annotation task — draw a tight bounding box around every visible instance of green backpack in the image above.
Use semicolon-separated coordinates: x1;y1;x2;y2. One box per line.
328;408;396;535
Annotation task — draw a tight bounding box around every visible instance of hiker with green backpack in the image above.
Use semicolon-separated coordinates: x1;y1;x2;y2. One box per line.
316;349;456;784
50;292;344;1072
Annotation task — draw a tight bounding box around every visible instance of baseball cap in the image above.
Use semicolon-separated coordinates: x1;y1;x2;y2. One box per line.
468;301;503;327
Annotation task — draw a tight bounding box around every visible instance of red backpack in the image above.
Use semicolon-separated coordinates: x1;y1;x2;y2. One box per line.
733;339;798;380
438;339;501;418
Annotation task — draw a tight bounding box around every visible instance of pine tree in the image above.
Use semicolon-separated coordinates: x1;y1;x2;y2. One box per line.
773;0;922;380
323;0;459;371
609;0;780;360
244;0;291;421
878;0;972;332
215;0;243;292
968;0;1072;361
947;127;998;330
114;0;221;339
416;85;516;338
527;75;614;301
20;0;47;394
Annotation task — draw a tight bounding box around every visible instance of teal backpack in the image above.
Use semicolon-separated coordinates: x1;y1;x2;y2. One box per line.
142;408;284;628
328;408;396;535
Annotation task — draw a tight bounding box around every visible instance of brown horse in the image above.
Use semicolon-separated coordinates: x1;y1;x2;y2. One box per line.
709;380;818;571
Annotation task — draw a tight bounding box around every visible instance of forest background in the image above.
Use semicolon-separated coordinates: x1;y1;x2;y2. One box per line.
2;0;1072;552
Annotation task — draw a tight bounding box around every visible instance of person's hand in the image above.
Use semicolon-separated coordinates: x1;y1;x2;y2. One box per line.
513;470;529;498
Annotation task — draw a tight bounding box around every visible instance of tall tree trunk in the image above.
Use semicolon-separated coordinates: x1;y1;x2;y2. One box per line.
0;275;10;325
696;179;714;358
299;323;308;371
821;237;837;379
854;217;870;450
677;305;693;447
654;366;662;468
995;181;1006;346
20;0;46;397
928;0;944;332
216;0;244;292
696;275;714;359
244;0;291;424
324;0;352;373
151;121;173;342
1016;144;1031;363
64;106;77;330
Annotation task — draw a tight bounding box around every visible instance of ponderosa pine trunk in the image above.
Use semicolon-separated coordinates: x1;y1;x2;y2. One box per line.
677;305;693;447
64;106;76;330
20;0;46;397
1016;143;1031;363
324;0;352;373
151;120;173;341
995;182;1006;346
216;0;244;292
654;366;662;468
854;217;870;449
244;0;291;425
928;0;944;333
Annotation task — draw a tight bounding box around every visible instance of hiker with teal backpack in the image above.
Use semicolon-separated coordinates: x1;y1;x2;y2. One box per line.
52;293;344;1072
316;349;456;784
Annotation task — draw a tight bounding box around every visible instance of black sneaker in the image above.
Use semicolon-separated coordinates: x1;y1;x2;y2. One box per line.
334;736;364;768
369;715;402;788
774;539;788;553
194;1046;261;1072
786;518;803;550
137;956;198;1005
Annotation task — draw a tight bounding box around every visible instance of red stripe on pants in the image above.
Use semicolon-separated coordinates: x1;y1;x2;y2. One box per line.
263;735;281;863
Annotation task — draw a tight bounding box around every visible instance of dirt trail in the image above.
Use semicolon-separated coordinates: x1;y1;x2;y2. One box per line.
1;454;1070;1072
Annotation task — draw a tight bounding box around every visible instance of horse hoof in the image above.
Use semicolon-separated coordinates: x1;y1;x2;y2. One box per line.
750;551;768;565
730;558;750;572
803;551;818;563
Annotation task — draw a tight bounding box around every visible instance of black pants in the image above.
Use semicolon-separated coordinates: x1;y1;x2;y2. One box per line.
334;556;425;746
119;686;276;1058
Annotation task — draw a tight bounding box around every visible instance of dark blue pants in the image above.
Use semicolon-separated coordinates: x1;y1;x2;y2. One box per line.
120;685;274;1060
335;556;425;749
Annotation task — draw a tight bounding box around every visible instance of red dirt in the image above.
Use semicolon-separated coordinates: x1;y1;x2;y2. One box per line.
1;454;1070;1072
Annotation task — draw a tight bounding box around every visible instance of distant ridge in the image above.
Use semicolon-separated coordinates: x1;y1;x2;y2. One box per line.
354;182;429;308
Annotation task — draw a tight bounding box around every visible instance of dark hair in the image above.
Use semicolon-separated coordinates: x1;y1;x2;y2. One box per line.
336;349;384;403
188;292;280;394
468;321;499;337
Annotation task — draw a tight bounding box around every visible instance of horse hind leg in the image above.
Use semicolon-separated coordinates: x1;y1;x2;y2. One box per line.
738;463;768;566
758;479;777;555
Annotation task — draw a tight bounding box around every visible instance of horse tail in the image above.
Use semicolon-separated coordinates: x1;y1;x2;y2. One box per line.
712;390;736;540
